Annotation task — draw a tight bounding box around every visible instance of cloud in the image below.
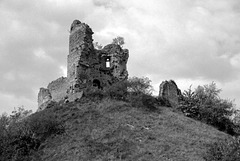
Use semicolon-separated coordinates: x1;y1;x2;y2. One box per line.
119;0;240;81
0;0;240;113
92;0;240;105
0;92;36;114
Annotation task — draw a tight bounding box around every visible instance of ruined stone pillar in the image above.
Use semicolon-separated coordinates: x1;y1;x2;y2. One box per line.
159;80;181;107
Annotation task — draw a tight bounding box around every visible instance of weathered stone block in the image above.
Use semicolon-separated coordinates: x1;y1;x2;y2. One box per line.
159;80;181;107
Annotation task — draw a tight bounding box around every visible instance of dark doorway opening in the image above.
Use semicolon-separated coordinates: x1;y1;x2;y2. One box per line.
93;79;101;89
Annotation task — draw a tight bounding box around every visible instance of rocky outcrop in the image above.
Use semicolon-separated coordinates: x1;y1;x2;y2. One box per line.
159;80;181;107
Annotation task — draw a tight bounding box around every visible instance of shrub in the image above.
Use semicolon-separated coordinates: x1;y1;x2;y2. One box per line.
205;137;240;161
10;106;32;122
93;42;103;50
179;82;236;135
141;94;158;111
127;77;153;95
126;92;157;111
104;81;128;100
84;87;105;100
83;77;157;111
124;77;155;110
0;107;65;160
26;109;65;139
0;113;9;138
112;36;125;47
0;117;39;160
157;96;171;107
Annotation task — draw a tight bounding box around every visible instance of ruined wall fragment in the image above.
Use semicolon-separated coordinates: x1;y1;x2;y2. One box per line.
38;88;52;106
159;80;181;107
101;44;129;81
47;77;68;102
38;88;52;111
68;20;94;89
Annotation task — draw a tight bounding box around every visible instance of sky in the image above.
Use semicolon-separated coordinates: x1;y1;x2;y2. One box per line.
0;0;240;114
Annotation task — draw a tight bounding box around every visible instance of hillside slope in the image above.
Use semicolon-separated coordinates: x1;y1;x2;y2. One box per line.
36;98;230;161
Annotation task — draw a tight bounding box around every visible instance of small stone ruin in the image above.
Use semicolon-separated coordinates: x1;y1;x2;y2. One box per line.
159;80;181;107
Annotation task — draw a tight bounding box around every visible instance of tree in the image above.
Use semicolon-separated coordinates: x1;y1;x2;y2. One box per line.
112;36;125;47
127;77;153;95
0;106;64;160
179;82;236;135
10;106;32;123
93;42;103;50
125;77;157;110
0;113;9;138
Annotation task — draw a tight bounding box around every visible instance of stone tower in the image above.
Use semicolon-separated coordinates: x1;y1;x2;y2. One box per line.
67;20;94;93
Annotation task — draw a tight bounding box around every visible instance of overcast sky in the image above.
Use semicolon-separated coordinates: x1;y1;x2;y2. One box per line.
0;0;240;114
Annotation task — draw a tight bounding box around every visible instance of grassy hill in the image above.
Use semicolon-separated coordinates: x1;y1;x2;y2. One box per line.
31;98;230;161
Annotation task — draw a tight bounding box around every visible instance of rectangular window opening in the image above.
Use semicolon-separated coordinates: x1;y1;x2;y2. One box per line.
106;58;110;68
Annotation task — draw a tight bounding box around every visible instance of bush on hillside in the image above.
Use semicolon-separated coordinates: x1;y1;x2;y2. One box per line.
82;77;158;111
26;109;65;139
179;82;236;135
0;107;65;161
10;106;32;122
205;137;240;161
157;96;171;107
119;77;157;110
125;77;154;108
141;94;158;111
127;77;153;95
108;77;156;110
104;80;128;100
84;86;105;100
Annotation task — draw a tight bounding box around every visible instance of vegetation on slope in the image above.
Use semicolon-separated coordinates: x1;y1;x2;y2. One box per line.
178;82;237;135
0;106;64;161
0;77;239;160
1;98;229;161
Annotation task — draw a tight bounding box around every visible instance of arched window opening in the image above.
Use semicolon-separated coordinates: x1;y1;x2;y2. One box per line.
93;79;101;89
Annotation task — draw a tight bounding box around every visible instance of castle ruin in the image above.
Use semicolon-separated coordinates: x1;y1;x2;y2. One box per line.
38;20;129;110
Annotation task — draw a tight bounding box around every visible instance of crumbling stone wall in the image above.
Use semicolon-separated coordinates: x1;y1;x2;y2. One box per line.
37;88;52;111
68;20;94;88
159;80;181;107
101;44;129;81
38;88;52;106
38;77;68;109
47;77;68;102
37;19;129;110
67;20;129;92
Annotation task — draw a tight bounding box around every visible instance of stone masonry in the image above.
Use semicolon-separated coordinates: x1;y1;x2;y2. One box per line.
159;80;181;107
38;20;129;110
